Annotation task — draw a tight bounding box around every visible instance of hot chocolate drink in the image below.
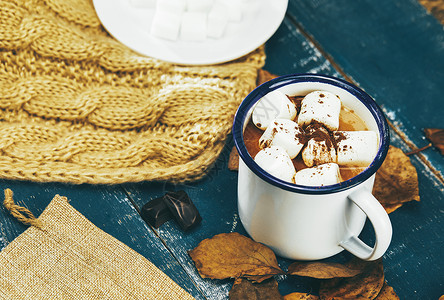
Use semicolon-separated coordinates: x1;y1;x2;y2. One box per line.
243;91;378;185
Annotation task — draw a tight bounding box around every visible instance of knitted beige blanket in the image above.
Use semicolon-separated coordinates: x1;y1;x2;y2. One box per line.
0;0;265;184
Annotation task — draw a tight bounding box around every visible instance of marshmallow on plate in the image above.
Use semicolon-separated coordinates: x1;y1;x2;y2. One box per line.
254;146;296;183
252;90;297;130
294;163;341;187
259;119;305;159
207;3;229;38
302;138;337;167
334;131;378;166
156;0;186;14
130;0;157;8
298;91;341;131
180;11;207;41
216;0;242;22
186;0;213;12
150;9;182;41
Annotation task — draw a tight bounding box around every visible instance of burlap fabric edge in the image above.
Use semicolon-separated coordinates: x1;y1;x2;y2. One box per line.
0;189;195;299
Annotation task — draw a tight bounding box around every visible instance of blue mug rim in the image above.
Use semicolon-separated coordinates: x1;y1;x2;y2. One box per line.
232;73;390;195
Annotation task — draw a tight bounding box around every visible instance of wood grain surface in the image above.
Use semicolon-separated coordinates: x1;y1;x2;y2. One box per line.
0;0;443;299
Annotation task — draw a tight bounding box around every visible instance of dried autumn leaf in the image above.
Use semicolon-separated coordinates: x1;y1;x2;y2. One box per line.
373;146;420;213
228;146;239;171
287;261;363;279
374;281;399;299
284;292;319;300
229;278;283;300
424;128;444;155
257;69;279;86
319;258;385;300
188;232;284;283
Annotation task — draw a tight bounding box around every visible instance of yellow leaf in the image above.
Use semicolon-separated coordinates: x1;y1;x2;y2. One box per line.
284;292;319;299
287;261;362;279
373;146;420;213
319;258;385;300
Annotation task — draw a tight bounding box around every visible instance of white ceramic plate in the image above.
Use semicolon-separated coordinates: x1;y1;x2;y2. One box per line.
93;0;288;65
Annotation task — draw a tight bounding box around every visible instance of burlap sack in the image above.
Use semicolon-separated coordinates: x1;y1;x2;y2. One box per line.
0;0;265;184
0;189;195;299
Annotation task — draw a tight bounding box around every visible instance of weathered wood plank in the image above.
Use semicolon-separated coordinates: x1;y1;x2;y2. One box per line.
120;15;379;298
280;2;444;296
1;0;443;299
124;2;444;298
123;142;323;298
286;0;444;179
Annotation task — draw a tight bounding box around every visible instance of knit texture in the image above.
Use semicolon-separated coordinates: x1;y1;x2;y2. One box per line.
0;0;265;184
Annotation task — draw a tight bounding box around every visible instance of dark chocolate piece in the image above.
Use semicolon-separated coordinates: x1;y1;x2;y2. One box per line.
163;190;202;231
141;196;174;228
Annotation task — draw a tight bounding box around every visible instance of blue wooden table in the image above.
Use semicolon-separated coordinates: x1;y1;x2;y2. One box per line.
1;0;443;299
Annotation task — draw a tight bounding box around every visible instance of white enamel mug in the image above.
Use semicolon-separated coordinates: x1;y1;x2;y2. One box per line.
232;74;392;261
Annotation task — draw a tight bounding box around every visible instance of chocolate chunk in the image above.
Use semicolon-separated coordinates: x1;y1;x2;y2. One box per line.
141;196;174;228
163;190;202;231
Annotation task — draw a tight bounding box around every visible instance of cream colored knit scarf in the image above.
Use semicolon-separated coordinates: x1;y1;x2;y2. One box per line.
0;0;265;184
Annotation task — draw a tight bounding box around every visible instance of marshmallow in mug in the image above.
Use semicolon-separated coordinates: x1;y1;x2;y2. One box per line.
335;131;379;166
259;119;305;159
302;138;337;167
254;146;296;183
252;90;297;130
294;163;341;186
297;91;341;131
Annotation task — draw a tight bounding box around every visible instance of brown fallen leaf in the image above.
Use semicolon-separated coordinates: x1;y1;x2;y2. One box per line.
257;69;279;86
229;278;283;300
424;128;444;155
287;261;363;279
284;292;319;300
319;258;385;300
373;145;420;213
374;281;399;299
419;0;444;25
228;146;239;171
188;232;284;283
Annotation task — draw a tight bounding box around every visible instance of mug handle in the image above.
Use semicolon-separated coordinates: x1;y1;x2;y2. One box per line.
339;188;392;261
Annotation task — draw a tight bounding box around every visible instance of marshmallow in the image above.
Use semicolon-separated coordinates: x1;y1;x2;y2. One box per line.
150;10;182;41
294;163;342;186
207;3;229;38
187;0;213;12
301;124;336;167
130;0;157;8
334;131;378;167
254;146;296;183
252;90;297;130
156;0;186;14
180;11;207;41
259;119;305;159
217;0;242;22
302;138;337;167
297;91;341;131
